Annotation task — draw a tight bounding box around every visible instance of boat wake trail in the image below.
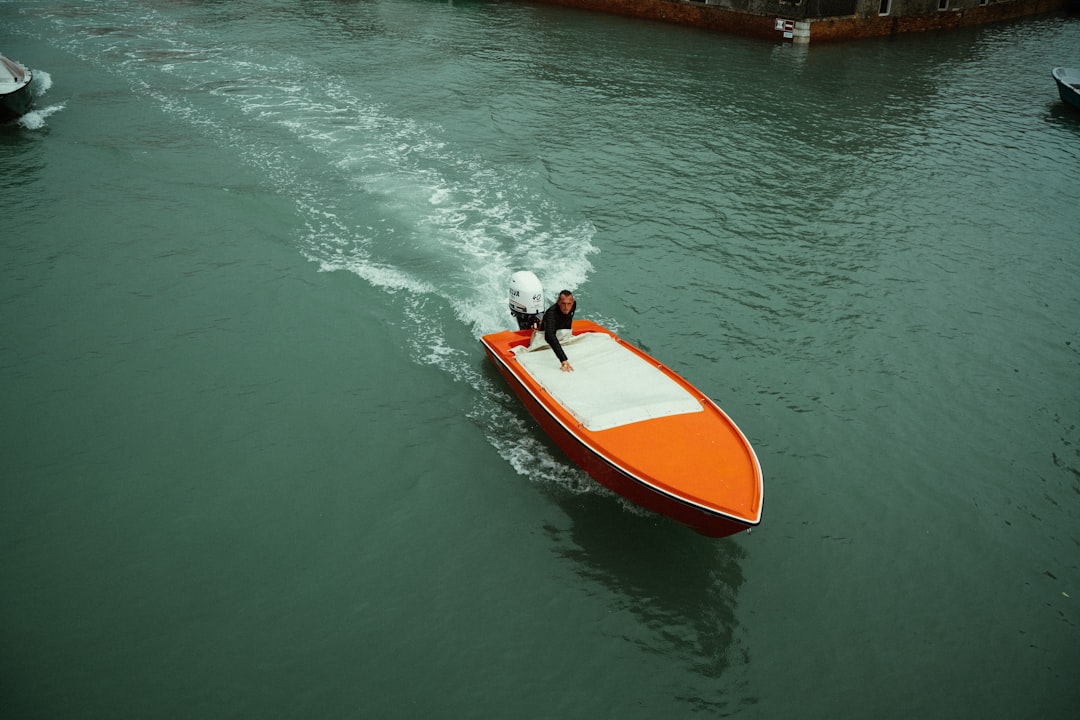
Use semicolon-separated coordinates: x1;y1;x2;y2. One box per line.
25;0;603;497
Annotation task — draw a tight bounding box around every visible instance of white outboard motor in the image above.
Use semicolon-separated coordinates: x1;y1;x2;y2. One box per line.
508;270;545;330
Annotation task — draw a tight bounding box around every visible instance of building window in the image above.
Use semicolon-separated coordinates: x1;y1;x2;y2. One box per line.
879;0;890;14
938;0;948;8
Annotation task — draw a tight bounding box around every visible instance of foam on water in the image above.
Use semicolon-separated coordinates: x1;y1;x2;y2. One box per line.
31;68;53;95
16;102;64;130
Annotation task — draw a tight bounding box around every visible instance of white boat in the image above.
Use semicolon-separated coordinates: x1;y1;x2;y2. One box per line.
1;53;34;121
1051;67;1080;112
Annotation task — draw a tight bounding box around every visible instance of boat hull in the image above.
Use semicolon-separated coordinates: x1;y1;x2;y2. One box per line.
482;321;763;537
1;54;34;121
1052;67;1080;111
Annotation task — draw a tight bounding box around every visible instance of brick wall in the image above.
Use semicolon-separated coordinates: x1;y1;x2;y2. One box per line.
810;0;1069;40
531;0;1073;42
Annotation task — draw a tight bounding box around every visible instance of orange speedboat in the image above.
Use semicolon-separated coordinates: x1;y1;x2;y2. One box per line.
481;319;763;537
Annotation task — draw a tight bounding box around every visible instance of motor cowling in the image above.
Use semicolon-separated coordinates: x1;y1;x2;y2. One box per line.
508;270;544;330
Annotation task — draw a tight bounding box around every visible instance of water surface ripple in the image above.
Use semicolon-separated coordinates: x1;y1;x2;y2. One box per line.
1;1;1078;718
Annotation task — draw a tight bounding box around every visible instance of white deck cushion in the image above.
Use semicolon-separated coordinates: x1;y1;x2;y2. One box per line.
513;332;704;431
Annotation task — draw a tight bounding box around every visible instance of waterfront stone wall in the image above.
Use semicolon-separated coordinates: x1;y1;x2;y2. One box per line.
533;0;1072;41
533;0;779;40
811;0;1071;40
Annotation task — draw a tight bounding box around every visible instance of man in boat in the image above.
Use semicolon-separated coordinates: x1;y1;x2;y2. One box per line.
541;290;576;372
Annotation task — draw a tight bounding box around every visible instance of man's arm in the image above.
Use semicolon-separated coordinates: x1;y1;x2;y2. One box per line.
543;307;568;363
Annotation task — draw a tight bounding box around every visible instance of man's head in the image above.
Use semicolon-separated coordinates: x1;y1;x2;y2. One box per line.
557;290;575;315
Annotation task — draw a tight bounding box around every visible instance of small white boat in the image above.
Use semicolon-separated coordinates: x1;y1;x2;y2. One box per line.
0;52;34;121
1051;67;1080;112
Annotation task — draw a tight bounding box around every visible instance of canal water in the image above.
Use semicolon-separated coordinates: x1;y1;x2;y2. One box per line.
2;1;1078;717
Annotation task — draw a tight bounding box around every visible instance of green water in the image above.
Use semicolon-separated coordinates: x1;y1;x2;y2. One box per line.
2;1;1078;717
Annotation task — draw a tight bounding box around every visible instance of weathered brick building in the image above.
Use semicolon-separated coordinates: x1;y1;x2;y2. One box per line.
536;0;1073;42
